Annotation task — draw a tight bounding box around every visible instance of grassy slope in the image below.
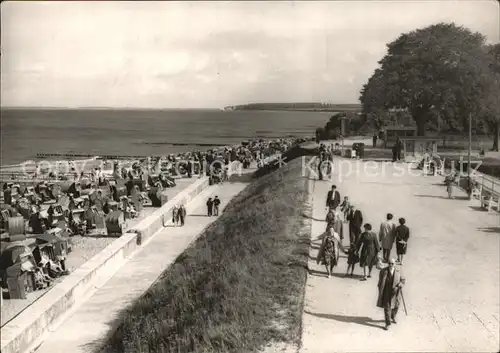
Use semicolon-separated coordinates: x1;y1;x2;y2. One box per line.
104;158;310;353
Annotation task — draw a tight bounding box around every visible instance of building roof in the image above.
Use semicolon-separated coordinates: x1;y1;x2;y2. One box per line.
399;136;440;140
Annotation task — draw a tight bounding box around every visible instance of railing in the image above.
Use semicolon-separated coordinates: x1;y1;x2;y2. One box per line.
474;172;500;197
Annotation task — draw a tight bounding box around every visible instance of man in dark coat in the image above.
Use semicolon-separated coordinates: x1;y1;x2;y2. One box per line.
326;185;341;210
347;205;363;244
178;204;186;226
213;196;221;216
377;259;406;330
206;197;213;216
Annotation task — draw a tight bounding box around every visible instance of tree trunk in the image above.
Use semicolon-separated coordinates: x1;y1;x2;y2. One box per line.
416;119;426;136
412;106;428;136
492;121;499;151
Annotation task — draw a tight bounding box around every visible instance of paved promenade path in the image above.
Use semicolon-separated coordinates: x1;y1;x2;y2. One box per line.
301;158;499;352
33;172;254;353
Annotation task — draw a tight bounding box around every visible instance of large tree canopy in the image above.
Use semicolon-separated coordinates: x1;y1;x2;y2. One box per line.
360;22;494;136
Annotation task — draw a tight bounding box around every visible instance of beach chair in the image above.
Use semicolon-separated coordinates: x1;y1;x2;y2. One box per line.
471;183;482;200
481;193;499;212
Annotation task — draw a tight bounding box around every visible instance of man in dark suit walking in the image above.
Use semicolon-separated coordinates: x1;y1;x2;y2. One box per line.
347;205;363;244
213;196;221;216
178;204;186;226
325;185;341;210
206;197;213;216
377;258;406;330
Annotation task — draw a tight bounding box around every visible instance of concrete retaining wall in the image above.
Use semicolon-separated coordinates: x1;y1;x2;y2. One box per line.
0;233;139;353
0;174;215;353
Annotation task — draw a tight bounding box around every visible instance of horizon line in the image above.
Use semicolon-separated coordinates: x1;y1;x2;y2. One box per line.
1;102;362;110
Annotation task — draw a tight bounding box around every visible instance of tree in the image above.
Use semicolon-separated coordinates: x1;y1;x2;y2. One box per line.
480;44;500;151
360;23;493;136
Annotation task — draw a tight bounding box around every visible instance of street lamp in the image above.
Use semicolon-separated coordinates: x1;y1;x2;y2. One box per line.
467;112;472;200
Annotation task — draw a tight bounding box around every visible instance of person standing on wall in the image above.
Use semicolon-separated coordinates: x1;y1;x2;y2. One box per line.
213;196;221;216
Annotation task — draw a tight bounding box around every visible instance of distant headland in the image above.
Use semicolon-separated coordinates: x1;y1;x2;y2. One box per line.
223;103;362;112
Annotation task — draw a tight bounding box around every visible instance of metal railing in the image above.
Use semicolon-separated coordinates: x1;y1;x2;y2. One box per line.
474;173;500;198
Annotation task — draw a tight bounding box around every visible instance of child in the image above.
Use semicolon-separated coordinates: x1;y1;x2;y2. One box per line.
345;243;359;277
340;196;350;222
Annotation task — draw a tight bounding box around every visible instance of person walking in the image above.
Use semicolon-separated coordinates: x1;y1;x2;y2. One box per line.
379;213;396;262
317;228;345;278
444;172;455;199
339;196;350;222
395;217;410;264
347;205;363;244
355;223;381;281
326;185;341;210
325;208;336;232
373;133;378;148
318;155;324;181
213;196;221;216
392;143;398;163
333;208;344;242
177;204;186;226
377;258;406;330
345;243;359;277
206;197;213;216
172;205;179;226
396;138;403;161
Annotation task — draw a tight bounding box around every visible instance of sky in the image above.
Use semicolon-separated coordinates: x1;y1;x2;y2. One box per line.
1;1;498;109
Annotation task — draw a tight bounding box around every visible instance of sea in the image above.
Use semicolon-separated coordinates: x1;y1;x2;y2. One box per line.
0;109;333;165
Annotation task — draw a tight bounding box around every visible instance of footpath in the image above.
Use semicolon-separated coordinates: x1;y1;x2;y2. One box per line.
301;158;499;352
32;171;254;353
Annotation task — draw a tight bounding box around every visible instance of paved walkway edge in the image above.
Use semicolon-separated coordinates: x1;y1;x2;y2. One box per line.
297;175;315;353
0;176;212;353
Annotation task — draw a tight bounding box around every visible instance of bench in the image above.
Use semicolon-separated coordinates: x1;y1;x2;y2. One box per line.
471;184;482;200
422;160;444;176
481;194;499;212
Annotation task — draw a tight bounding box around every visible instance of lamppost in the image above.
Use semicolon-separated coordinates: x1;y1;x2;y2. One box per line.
467;112;472;200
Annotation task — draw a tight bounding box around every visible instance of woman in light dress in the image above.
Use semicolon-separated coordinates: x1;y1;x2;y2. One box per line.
317;228;346;278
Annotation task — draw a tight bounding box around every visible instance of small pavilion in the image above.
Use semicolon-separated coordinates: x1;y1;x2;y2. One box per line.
383;125;418;148
399;136;440;162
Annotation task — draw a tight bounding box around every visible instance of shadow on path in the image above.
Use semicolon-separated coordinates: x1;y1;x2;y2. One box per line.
414;194;469;200
302;213;326;222
477;227;500;233
469;206;486;212
304;310;385;329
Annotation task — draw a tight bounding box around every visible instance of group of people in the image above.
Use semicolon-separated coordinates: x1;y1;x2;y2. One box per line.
317;184;411;330
171;204;187;226
206;196;221;216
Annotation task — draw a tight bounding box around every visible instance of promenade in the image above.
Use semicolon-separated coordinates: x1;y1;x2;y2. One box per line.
301;158;499;352
32;171;255;353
